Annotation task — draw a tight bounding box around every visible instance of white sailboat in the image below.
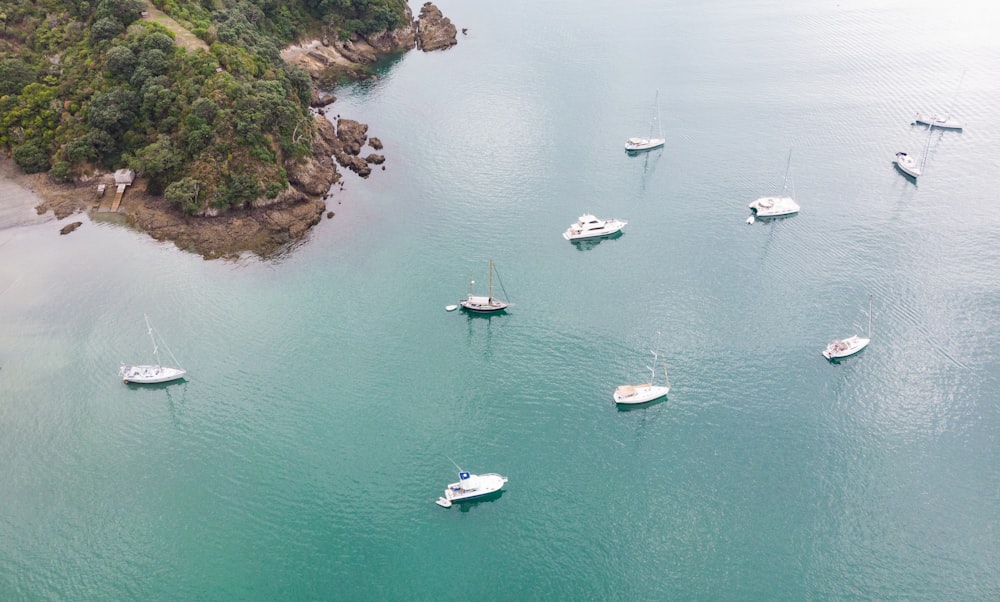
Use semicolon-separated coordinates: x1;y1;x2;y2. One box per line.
823;296;872;360
748;148;800;220
459;259;509;314
895;124;933;180
625;90;666;152
914;112;963;131
613;340;671;405
913;71;965;131
120;314;186;384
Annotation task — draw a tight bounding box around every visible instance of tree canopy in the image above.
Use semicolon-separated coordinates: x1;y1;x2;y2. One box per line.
0;0;408;213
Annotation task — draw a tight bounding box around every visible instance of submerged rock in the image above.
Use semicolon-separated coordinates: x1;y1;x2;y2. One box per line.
60;221;82;235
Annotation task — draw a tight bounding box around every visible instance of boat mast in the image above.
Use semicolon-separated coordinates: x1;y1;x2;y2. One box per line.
867;296;873;338
946;69;966;121
919;126;932;173
782;148;793;195
650;90;662;140
488;259;494;300
145;314;162;369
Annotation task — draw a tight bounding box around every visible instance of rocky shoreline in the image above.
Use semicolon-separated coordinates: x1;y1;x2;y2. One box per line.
14;3;460;260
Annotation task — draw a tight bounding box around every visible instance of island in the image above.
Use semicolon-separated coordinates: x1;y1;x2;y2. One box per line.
0;0;459;259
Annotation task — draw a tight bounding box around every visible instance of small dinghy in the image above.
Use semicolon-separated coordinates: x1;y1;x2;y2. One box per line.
445;304;459;312
435;468;507;508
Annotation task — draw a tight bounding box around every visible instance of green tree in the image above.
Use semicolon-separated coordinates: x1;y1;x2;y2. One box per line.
96;0;144;26
49;160;75;181
105;45;137;79
87;87;138;133
13;140;51;173
91;16;123;42
0;58;37;96
165;176;202;214
131;135;181;182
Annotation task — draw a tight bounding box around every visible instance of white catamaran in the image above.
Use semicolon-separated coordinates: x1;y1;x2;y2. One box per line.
748;148;800;221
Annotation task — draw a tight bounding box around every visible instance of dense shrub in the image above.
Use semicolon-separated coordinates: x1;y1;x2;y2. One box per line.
13;140;51;173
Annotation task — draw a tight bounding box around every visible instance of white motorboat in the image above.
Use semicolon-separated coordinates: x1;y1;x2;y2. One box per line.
459;259;509;314
120;314;186;384
435;470;508;508
563;214;627;241
749;149;799;219
914;112;963;130
625;90;666;152
894;152;922;178
823;296;872;360
614;341;670;405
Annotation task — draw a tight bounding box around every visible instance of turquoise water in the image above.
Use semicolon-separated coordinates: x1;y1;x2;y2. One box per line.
3;0;1000;598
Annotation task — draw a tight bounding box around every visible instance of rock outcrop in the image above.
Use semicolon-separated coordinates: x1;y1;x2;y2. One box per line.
331;118;383;178
285;115;341;196
416;3;458;51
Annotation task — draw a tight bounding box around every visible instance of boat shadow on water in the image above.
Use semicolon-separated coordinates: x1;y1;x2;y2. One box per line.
452;490;506;512
615;395;668;412
892;162;918;184
571;231;624;251
125;378;188;391
463;308;507;320
824;350;868;366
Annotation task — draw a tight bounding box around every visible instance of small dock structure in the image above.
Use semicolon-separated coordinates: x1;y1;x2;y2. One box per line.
99;169;134;212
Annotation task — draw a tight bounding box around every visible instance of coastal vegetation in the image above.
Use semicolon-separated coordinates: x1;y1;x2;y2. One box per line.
0;0;408;214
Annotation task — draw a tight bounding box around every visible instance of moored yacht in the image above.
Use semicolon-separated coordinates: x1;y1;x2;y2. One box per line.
749;148;799;220
563;214;627;241
614;341;670;406
822;335;870;360
823;296;873;361
914;113;963;130
748;195;800;218
435;470;508;508
459;259;509;314
894;151;921;178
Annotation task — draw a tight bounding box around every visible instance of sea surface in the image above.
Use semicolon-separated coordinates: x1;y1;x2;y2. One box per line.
2;0;999;598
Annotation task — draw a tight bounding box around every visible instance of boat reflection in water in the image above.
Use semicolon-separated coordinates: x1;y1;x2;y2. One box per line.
570;230;624;251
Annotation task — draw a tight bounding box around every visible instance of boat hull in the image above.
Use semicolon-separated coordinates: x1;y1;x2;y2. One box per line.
625;137;665;152
563;221;627;241
121;365;186;384
915;116;962;130
822;336;870;360
749;196;800;218
459;300;508;313
894;152;921;178
613;384;670;405
438;473;508;507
